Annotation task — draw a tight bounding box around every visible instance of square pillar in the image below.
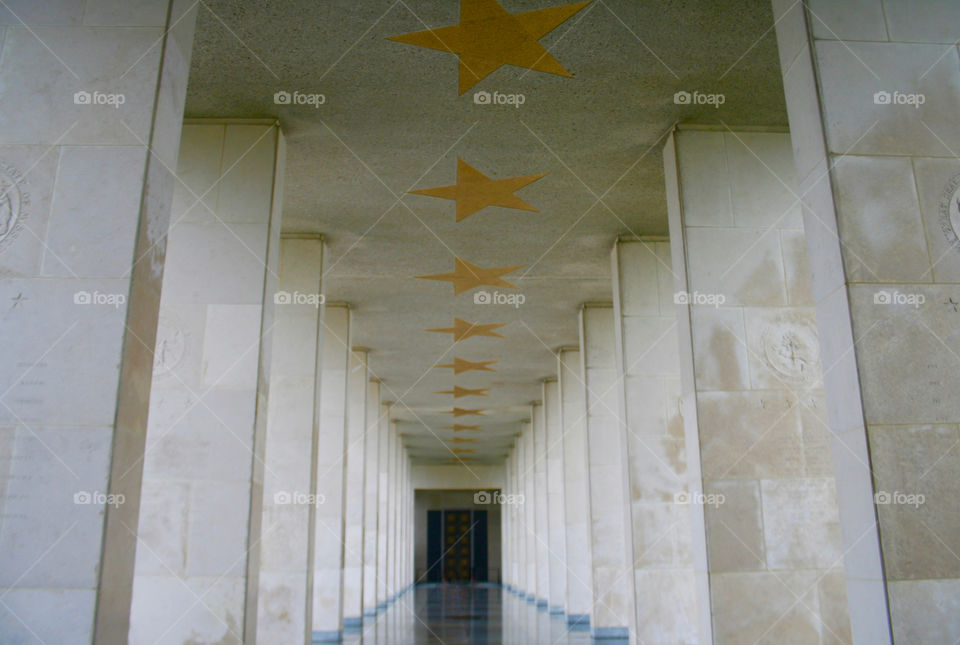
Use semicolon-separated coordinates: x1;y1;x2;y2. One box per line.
341;348;369;628
557;347;593;626
362;378;381;617
772;2;960;642
543;378;567;615
375;403;391;610
129;120;284;645
255;234;324;644
312;303;351;643
0;3;197;643
579;305;636;641
532;401;550;609
665;127;851;645
611;237;705;643
522;419;537;601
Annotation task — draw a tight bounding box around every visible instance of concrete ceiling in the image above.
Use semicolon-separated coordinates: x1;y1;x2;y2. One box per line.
184;0;788;463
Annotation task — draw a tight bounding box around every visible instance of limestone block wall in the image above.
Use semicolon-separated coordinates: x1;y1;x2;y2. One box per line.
666;128;851;645
772;2;960;642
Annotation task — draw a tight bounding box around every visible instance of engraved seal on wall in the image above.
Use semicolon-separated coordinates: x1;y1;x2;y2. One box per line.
939;171;960;253
761;322;821;383
0;161;29;252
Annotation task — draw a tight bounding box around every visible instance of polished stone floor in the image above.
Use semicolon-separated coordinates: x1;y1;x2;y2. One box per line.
341;583;592;644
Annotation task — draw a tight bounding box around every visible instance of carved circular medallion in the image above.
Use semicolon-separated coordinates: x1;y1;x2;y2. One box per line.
761;323;821;383
938;171;960;253
153;311;187;376
0;162;28;252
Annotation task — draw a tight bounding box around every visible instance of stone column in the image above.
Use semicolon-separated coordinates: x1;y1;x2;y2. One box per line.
557;347;593;626
521;419;537;601
375;403;391;611
610;237;706;643
362;378;381;618
542;378;567;615
665;127;850;645
312;304;351;643
0;3;196;642
129;120;284;644
515;425;528;597
341;348;368;629
386;423;398;601
772;2;960;642
532;401;550;609
579;305;636;640
502;450;512;589
255;234;324;644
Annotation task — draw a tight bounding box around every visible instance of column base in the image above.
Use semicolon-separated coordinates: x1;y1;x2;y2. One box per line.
536;599;548;610
343;617;363;630
312;630;342;643
549;605;565;615
363;608;378;617
591;626;629;641
376;601;388;611
567;614;590;627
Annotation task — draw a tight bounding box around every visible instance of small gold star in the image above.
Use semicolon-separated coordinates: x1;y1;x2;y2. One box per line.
435;385;491;398
443;424;481;431
388;0;592;94
418;257;523;295
452;447;475;454
452;407;485;417
435;357;498;374
426;317;508;341
409;159;546;221
451;437;478;443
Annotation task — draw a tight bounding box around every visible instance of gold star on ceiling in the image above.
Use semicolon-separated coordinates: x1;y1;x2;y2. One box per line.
452;407;485;417
452;448;475;454
409;159;546;222
435;357;498;374
417;257;523;295
426;317;508;341
388;0;592;94
443;424;481;431
451;437;478;443
435;385;491;398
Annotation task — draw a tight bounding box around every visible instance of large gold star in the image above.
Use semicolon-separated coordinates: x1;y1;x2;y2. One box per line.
443;424;481;431
409;159;546;222
417;257;523;295
452;407;485;417
435;357;498;374
435;385;491;398
388;0;592;94
426;317;508;341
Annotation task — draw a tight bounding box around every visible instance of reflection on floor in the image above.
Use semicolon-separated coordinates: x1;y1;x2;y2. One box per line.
340;583;592;644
